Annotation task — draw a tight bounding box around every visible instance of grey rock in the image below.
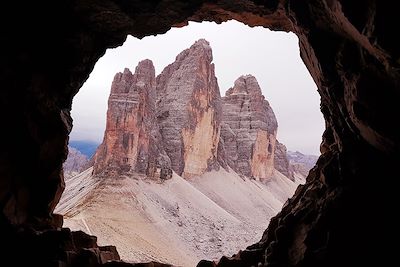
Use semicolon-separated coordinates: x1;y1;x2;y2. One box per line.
156;39;222;178
220;75;278;181
274;141;295;180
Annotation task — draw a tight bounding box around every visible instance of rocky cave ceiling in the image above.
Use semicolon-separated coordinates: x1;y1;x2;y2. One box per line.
0;0;398;266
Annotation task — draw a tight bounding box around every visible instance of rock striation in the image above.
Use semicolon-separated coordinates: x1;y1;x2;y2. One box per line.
156;39;222;178
220;75;278;181
93;60;171;179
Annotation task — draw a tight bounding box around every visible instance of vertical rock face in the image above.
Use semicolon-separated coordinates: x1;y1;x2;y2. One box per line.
87;41;288;184
221;75;278;181
273;141;294;181
93;60;171;179
156;39;221;178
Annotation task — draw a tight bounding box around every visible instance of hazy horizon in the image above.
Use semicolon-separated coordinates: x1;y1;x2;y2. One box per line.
70;20;324;155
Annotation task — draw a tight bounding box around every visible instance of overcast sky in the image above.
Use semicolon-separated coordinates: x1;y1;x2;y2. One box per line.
70;20;324;155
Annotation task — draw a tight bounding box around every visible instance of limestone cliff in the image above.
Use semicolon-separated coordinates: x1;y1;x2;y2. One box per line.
221;75;278;181
93;60;171;179
156;39;222;178
92;41;290;183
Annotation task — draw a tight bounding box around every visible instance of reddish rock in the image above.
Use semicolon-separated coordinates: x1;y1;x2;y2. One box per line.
93;60;172;179
156;39;222;178
220;75;278;181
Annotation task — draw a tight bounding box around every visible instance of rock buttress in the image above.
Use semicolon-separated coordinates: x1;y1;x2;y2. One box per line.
274;141;295;180
156;39;222;178
221;75;278;181
93;60;171;179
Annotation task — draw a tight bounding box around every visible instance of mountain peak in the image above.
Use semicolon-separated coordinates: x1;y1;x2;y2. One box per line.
226;74;263;96
136;59;154;71
192;38;211;49
93;59;171;179
175;38;213;63
156;38;220;178
221;74;278;180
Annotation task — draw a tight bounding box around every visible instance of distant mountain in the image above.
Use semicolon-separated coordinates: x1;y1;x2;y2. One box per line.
63;147;89;178
287;151;319;178
68;140;100;158
287;151;318;169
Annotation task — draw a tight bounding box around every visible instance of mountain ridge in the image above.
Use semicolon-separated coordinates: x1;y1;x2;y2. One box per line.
59;39;310;266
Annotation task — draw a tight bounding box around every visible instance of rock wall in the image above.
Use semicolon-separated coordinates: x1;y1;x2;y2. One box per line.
274;141;294;180
93;40;288;184
93;60;171;179
156;39;222;178
93;42;288;183
221;75;278;181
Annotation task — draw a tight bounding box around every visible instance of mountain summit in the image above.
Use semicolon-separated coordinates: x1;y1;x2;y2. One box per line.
92;59;171;179
92;40;293;181
156;38;221;178
221;74;278;180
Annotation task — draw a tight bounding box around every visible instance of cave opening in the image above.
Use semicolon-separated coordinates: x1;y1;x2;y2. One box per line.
2;1;397;266
59;20;324;265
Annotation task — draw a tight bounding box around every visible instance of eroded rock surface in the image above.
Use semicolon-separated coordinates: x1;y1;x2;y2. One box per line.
220;75;277;181
4;220;121;266
156;39;222;178
93;60;171;179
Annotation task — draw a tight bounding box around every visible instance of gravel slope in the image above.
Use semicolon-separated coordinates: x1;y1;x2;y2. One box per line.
57;168;299;266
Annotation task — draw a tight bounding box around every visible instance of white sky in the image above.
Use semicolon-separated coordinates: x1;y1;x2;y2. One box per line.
70;20;324;155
